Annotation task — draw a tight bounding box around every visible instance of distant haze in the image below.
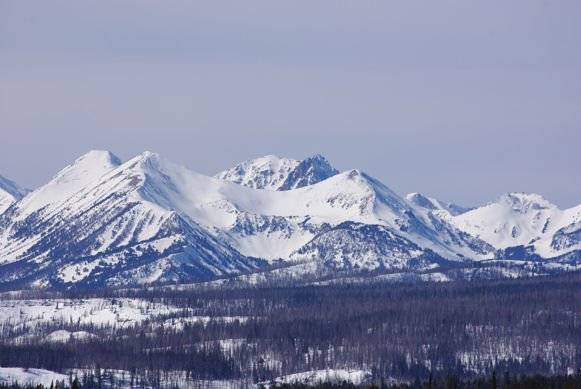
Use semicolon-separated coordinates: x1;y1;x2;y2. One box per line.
0;1;579;207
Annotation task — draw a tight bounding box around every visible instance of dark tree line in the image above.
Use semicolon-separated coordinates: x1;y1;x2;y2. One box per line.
4;371;581;389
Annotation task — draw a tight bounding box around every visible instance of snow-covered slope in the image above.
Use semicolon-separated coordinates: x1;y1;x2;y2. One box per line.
0;368;68;387
0;151;264;289
215;154;338;190
264;369;371;387
215;155;300;190
290;221;448;272
448;193;581;258
406;192;471;216
279;154;339;190
9;150;121;219
405;192;494;260
0;174;28;215
0;151;578;290
0;151;453;288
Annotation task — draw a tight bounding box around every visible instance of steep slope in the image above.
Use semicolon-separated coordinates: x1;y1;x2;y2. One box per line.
290;221;449;273
8;150;122;220
448;193;581;259
405;192;494;260
216;169;431;262
406;192;472;216
279;154;339;190
215;154;338;190
0;152;458;288
0;175;28;215
0;152;263;289
214;155;299;190
0;150;578;290
214;169;494;265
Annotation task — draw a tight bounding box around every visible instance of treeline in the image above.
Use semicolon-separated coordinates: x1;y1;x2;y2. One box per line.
0;343;238;380
4;372;581;389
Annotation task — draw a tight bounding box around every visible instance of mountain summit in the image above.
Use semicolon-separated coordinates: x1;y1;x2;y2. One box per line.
215;154;338;191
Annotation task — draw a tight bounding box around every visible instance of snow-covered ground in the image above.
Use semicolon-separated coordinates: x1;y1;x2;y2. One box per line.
261;369;372;387
0;368;68;387
44;329;98;343
0;298;180;331
154;315;252;331
0;367;251;389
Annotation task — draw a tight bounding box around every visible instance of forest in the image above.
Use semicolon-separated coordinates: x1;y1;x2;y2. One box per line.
1;272;580;387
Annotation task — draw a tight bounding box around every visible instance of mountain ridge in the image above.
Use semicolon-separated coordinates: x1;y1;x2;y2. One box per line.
0;150;578;290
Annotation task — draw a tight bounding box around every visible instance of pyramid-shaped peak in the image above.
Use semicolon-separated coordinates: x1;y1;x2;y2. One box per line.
278;155;339;190
53;150;122;182
12;150;124;216
75;150;122;166
304;153;330;163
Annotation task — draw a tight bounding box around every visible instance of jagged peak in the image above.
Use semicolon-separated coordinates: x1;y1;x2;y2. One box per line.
277;154;338;191
214;155;300;191
303;153;331;164
299;154;338;173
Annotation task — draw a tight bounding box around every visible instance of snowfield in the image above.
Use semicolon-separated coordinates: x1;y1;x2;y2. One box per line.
261;369;372;387
0;368;68;387
44;329;98;343
0;368;250;389
0;298;181;331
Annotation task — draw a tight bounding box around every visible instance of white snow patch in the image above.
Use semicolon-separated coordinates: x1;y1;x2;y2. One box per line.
0;368;68;387
263;369;371;387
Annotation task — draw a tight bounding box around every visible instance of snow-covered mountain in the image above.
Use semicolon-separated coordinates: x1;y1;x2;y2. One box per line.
0;174;28;215
0;151;263;289
215;154;338;190
447;193;581;259
0;150;578;290
278;154;339;190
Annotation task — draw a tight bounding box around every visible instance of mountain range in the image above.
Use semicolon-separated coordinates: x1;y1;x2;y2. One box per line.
0;150;579;290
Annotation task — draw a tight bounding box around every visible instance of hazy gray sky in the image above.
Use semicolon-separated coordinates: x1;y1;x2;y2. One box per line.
1;1;580;207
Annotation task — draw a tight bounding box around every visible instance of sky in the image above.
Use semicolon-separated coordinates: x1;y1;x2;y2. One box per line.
0;1;580;207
